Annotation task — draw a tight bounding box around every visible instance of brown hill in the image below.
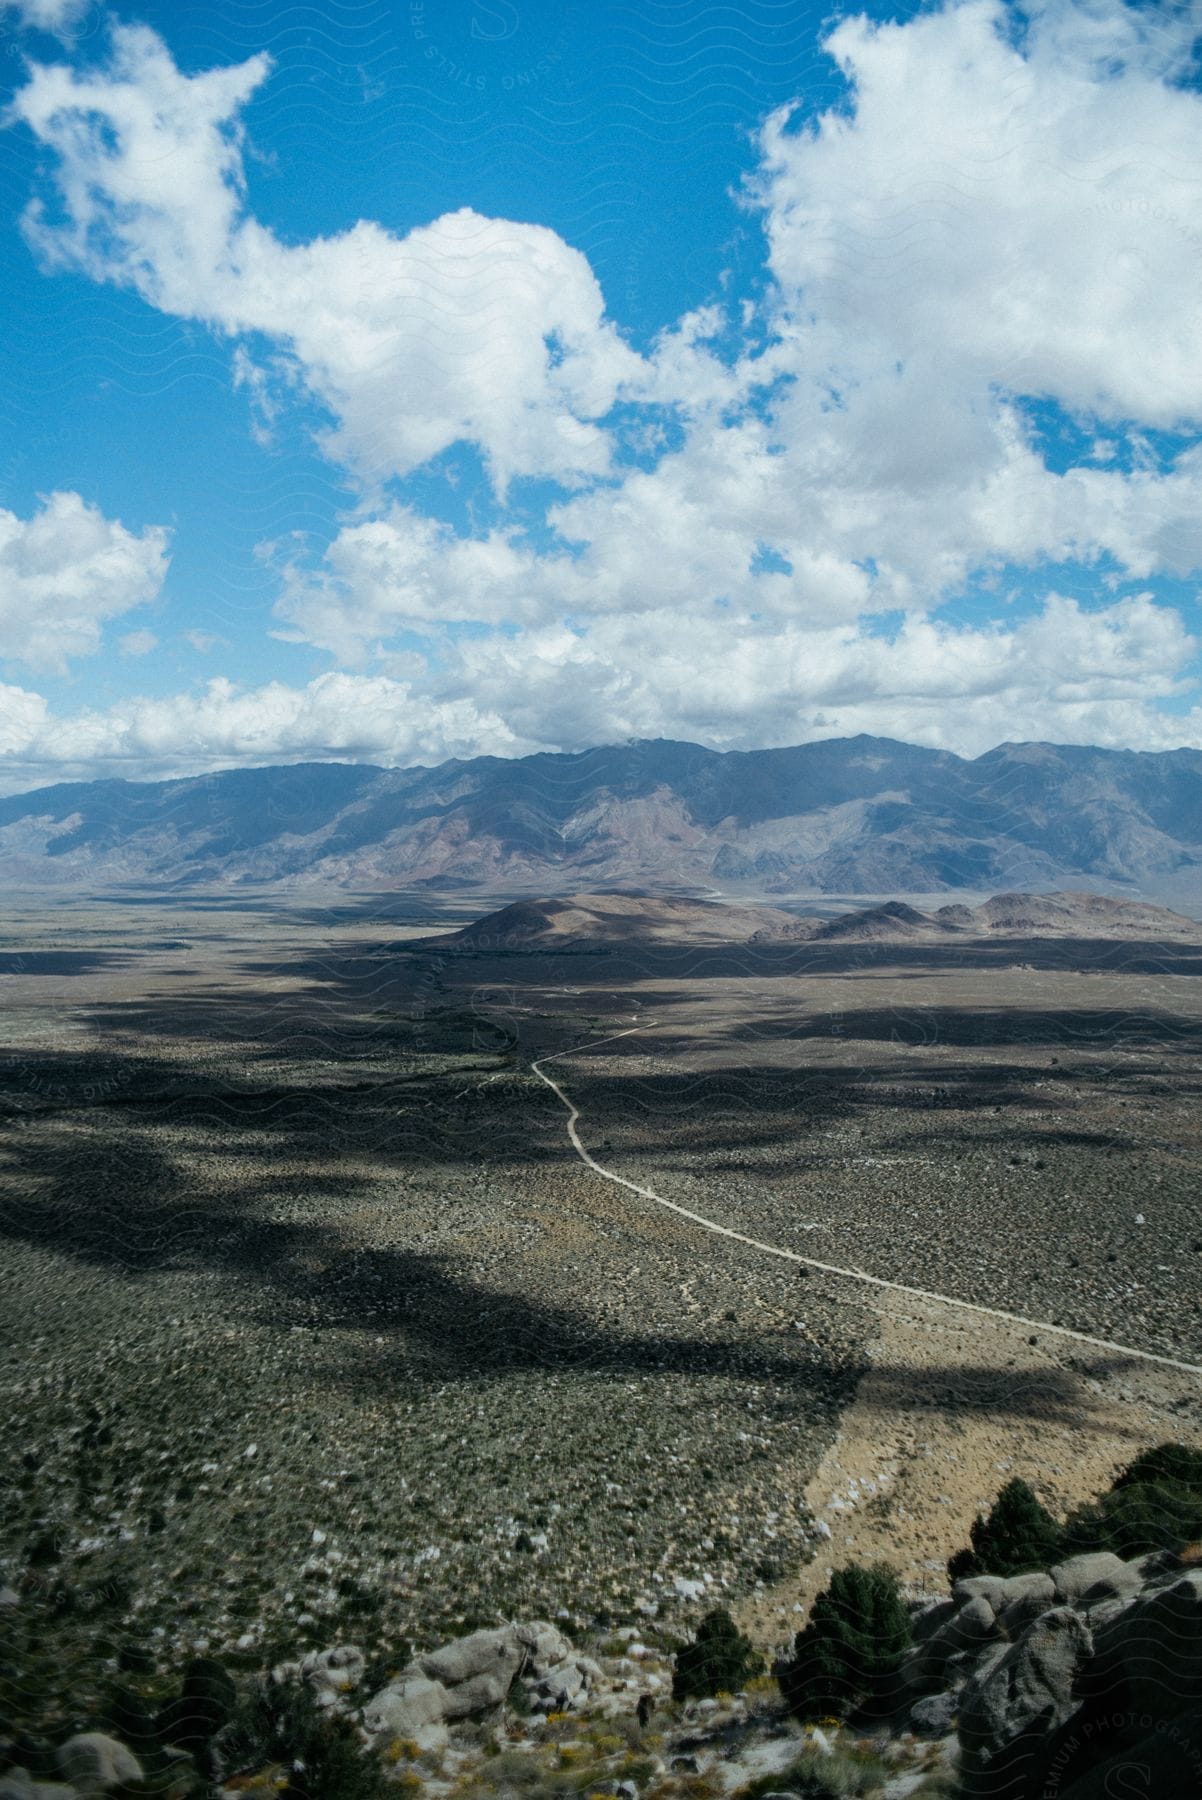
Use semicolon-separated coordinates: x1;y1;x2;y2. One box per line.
444;891;808;951
751;890;1202;943
971;890;1202;936
809;900;951;941
435;887;1202;956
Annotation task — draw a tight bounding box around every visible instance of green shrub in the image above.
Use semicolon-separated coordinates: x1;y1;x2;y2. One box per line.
739;1745;891;1797
778;1565;911;1722
157;1657;236;1758
946;1546;981;1583
213;1676;388;1800
947;1479;1063;1581
104;1685;162;1760
1062;1441;1202;1559
672;1609;761;1700
360;1643;411;1696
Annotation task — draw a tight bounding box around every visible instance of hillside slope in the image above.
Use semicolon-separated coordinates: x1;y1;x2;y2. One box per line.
447;888;1202;951
3;735;1202;894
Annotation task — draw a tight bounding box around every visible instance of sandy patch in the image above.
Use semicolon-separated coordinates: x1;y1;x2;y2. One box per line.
735;1289;1202;1650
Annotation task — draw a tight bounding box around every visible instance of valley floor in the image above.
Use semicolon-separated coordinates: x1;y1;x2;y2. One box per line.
2;890;1200;1736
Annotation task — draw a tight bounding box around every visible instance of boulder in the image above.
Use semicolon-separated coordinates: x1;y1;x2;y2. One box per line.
1123;1548;1179;1584
365;1619;584;1736
1077;1595;1135;1637
940;1639;1008;1704
55;1735;142;1796
1081;1569;1145;1608
998;1570;1055;1609
910;1599;956;1646
512;1619;573;1676
908;1591;999;1690
536;1660;586;1710
1050;1552;1135;1606
298;1644;365;1699
0;1775;80;1800
902;1601;957;1690
910;1690;960;1736
362;1670;449;1742
421;1626;525;1688
1089;1570;1202;1722
942;1595;1000;1649
997;1571;1057;1635
441;1671;511;1719
959;1606;1093;1788
952;1575;1007;1613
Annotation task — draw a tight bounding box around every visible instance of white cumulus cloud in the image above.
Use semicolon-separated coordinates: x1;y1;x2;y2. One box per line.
119;628;158;657
11;24;643;493
8;0;1202;779
0;491;169;673
1;0;91;35
0;593;1197;795
0;672;527;791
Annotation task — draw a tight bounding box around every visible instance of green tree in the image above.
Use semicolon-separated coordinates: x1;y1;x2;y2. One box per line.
778;1565;911;1722
956;1478;1064;1579
1063;1441;1202;1559
672;1609;761;1700
214;1677;388;1800
157;1656;237;1758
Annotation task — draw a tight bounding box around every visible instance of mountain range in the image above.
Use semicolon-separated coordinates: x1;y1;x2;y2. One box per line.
3;734;1202;895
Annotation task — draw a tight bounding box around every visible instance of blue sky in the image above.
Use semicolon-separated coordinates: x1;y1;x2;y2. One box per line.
1;0;1202;789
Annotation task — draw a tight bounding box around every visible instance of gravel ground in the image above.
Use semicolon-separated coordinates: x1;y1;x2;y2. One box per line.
4;896;1201;1740
540;959;1202;1362
0;899;865;1736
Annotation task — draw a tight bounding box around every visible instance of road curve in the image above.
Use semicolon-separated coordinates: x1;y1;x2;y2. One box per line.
531;1027;1202;1380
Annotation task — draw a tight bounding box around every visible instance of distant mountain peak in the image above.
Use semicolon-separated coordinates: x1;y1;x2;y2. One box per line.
1;735;1200;898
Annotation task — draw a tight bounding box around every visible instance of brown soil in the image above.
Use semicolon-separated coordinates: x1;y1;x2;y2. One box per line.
735;1290;1202;1650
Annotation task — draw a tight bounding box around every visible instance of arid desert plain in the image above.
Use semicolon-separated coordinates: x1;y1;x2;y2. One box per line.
3;886;1202;1736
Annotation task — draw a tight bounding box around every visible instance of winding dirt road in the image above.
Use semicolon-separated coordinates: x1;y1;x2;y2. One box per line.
531;1028;1202;1379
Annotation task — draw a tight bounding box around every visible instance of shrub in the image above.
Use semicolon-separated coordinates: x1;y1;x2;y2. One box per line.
672;1610;761;1701
1062;1441;1202;1559
946;1546;981;1583
212;1677;389;1800
104;1685;163;1761
360;1644;411;1697
157;1657;237;1758
738;1744;891;1797
947;1479;1063;1580
778;1565;911;1722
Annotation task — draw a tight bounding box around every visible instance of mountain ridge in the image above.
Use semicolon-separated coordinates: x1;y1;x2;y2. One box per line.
3;734;1202;894
438;889;1202;952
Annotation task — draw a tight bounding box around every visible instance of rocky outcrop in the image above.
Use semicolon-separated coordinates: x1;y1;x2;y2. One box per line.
903;1590;1000;1693
51;1739;141;1800
0;1733;143;1800
959;1607;1094;1792
1049;1550;1142;1606
419;1624;529;1689
995;1570;1055;1633
361;1670;450;1750
272;1643;366;1707
1086;1568;1202;1721
361;1617;606;1752
900;1547;1202;1798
